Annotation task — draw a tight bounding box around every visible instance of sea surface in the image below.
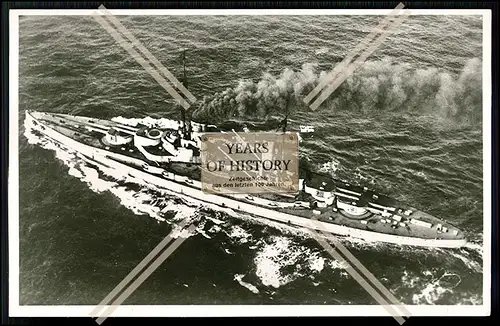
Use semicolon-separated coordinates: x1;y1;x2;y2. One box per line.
18;14;484;306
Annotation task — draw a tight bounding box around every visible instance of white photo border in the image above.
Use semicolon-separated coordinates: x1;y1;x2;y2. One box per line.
8;8;492;318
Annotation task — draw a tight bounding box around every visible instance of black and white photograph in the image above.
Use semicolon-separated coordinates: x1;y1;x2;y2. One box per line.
8;6;492;320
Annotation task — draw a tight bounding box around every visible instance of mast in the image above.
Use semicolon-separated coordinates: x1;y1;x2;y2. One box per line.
178;50;187;137
281;95;290;133
183;49;186;86
181;49;192;140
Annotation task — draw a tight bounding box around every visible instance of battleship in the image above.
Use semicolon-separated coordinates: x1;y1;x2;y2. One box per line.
23;106;469;249
22;53;468;249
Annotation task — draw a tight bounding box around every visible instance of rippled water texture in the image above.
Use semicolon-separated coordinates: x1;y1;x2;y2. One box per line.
18;14;484;306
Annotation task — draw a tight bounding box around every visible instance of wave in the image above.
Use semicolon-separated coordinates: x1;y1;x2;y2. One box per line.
399;270;470;305
192;58;482;125
253;235;349;289
23;117;482;304
23;124;202;235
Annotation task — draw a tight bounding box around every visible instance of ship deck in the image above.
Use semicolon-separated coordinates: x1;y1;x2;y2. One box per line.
29;111;466;242
276;206;464;241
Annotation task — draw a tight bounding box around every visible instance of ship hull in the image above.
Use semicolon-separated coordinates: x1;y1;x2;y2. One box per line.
24;111;468;249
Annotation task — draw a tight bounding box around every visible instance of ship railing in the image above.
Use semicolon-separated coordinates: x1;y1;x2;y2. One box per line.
368;202;396;212
336;187;362;196
333;192;359;201
366;207;390;216
114;123;138;132
86;126;108;135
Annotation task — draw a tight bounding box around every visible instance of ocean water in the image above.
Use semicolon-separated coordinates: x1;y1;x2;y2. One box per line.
18;14;484;306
